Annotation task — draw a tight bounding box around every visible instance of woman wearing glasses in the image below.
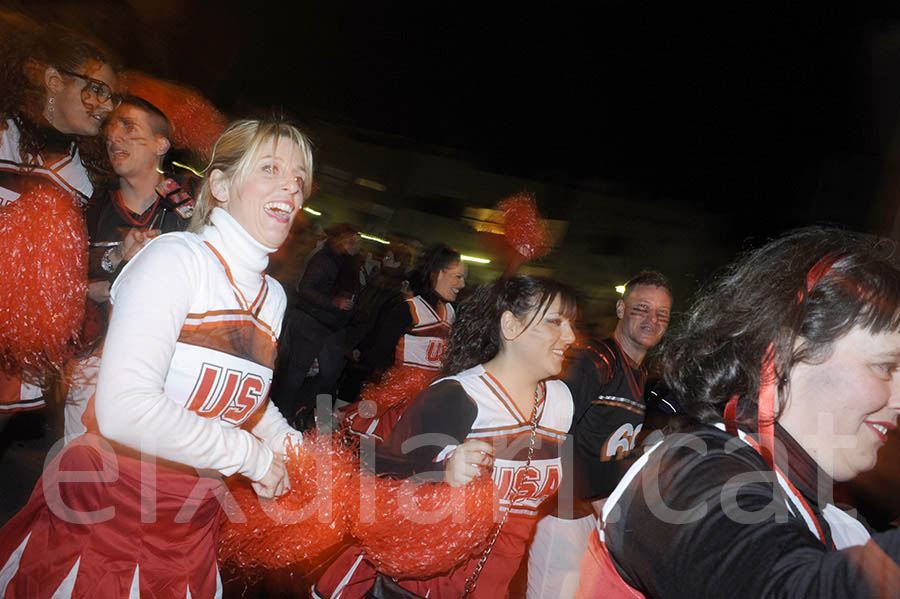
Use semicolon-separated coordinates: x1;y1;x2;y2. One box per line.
0;20;119;416
1;20;119;206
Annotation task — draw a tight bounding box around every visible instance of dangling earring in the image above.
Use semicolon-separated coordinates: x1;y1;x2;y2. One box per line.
47;97;55;125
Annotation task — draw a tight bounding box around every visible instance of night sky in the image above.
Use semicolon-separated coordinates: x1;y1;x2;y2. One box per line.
15;2;900;242
195;4;900;240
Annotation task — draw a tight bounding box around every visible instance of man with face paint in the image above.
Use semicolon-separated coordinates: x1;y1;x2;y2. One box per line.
527;270;673;599
64;95;196;443
85;95;195;294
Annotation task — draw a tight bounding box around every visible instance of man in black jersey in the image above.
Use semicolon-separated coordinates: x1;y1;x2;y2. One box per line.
527;270;673;599
86;96;195;297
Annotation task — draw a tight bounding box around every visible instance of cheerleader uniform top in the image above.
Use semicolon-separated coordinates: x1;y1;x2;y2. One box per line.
393;294;455;371
95;207;300;480
377;364;574;518
0;117;92;206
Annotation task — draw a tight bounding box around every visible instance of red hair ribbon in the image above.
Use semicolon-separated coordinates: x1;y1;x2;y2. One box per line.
724;395;739;436
724;343;776;469
797;253;842;304
744;253;842;468
756;344;777;468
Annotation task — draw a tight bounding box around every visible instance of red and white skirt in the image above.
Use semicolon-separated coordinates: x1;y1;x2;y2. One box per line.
0;434;224;598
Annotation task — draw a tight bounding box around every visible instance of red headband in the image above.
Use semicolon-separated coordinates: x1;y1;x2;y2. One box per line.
726;253;842;468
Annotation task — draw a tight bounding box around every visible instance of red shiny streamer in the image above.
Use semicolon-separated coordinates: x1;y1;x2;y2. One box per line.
497;193;551;260
218;432;357;569
350;473;499;579
358;364;438;416
0;185;87;375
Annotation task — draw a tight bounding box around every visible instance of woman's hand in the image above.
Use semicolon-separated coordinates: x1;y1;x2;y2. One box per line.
333;296;354;310
87;280;111;303
251;453;291;499
445;440;495;487
121;228;161;262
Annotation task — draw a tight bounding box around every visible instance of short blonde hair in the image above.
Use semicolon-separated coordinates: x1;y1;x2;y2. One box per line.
190;119;314;232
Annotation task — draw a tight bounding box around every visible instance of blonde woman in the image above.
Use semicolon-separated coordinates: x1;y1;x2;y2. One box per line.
0;119;312;598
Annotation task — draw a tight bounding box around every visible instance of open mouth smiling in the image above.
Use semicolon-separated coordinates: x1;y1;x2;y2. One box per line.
264;201;294;221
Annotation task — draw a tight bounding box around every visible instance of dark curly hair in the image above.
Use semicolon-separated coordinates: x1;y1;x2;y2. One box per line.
441;275;578;376
1;18;118;182
409;244;461;297
661;226;900;430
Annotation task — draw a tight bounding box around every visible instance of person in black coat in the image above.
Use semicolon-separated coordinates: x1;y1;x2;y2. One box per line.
271;223;359;424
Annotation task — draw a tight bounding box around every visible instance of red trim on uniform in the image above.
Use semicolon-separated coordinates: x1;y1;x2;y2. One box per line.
406;322;451;336
399;360;442;370
204;241;267;314
407;298;420;327
0;371;23;406
471;417;563;435
0;163;83;199
0;399;46;413
581;341;614;381
250;282;268;317
181;317;276;343
575;529;646;599
609;337;644;405
481;372;528;422
592;399;644;415
417;296;441;323
739;432;831;547
178;323;277;367
111;188;161;227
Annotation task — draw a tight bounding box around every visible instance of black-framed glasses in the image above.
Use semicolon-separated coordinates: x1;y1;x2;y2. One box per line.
58;68;121;108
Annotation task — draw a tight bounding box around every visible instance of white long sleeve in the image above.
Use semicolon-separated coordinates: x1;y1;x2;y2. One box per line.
95;208;298;481
252;401;303;455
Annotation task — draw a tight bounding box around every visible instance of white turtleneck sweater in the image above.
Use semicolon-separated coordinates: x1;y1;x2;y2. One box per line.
95;208;299;482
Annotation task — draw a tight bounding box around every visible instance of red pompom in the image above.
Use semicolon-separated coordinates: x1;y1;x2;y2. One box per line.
497;193;552;260
218;432;357;570
350;474;499;579
342;365;438;441
358;364;438;416
119;71;227;160
0;185;87;375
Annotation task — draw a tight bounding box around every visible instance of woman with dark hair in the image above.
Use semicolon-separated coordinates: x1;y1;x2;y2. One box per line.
343;243;466;441
0;119;312;597
0;19;119;415
578;226;900;598
316;275;578;599
0;20;118;204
